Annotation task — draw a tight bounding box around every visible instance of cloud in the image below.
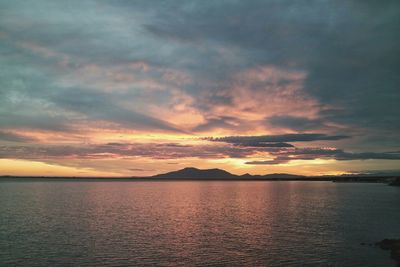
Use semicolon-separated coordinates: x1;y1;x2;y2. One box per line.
267;115;326;131
192;65;317;125
192;116;243;132
246;157;291;165
288;148;400;161
1;141;399;170
0;142;252;161
0;131;35;143
50;88;188;134
206;133;350;145
246;148;400;165
0;0;399;175
234;142;294;148
334;151;400;161
0;113;71;132
139;0;400;133
5;0;394;136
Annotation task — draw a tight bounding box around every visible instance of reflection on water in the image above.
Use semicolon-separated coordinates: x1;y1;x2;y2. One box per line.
1;181;399;266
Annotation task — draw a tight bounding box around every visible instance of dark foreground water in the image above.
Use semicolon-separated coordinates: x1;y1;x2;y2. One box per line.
0;180;399;266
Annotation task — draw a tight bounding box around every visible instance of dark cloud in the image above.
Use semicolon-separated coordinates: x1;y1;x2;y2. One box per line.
0;142;254;160
303;0;400;132
50;88;187;134
206;133;350;145
0;49;72;132
246;148;400;165
0;131;35;143
334;151;400;161
0;113;71;132
234;142;294;148
139;0;400;132
289;148;400;161
268;116;326;131
246;156;291;165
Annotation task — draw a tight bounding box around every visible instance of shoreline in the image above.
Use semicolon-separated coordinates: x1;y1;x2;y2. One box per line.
375;239;400;266
0;176;398;184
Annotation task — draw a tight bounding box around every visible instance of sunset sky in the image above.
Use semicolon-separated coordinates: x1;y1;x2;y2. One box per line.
0;0;399;176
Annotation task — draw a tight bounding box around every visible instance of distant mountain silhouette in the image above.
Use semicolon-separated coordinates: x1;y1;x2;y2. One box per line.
150;167;304;180
1;168;397;182
151;167;236;179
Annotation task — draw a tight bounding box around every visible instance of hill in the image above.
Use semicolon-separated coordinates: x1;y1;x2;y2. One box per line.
150;167;303;180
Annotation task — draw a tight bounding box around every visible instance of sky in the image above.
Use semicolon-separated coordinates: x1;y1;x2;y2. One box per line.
0;0;399;177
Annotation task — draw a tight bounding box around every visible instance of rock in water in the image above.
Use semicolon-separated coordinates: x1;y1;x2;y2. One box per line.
389;177;400;186
375;239;400;266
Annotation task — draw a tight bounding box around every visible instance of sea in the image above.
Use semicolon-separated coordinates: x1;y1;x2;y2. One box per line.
1;180;399;266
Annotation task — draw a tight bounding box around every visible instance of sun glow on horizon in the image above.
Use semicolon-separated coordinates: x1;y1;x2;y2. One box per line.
0;159;119;177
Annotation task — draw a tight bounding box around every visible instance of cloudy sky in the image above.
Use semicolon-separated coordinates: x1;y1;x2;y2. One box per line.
1;0;399;176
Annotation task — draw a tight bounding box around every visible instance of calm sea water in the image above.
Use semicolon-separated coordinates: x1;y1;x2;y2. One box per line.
0;180;399;266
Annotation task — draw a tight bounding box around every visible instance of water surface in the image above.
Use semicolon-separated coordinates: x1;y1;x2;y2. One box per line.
1;180;399;266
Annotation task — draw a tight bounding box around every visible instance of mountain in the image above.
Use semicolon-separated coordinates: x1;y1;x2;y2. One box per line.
151;167;238;179
150;167;304;180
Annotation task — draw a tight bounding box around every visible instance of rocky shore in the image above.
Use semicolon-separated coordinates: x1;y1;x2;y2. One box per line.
389;177;400;186
376;239;400;266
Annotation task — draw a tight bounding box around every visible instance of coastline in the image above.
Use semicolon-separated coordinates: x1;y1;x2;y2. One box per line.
376;239;400;266
0;175;398;184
